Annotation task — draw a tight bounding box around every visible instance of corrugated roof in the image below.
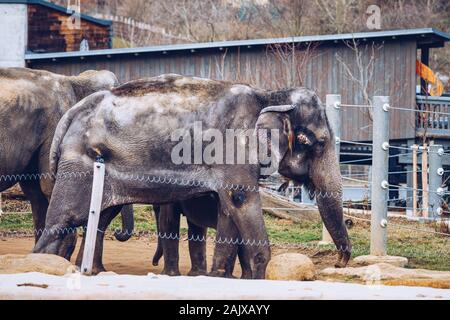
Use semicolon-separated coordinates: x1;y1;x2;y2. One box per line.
0;0;112;26
24;28;450;61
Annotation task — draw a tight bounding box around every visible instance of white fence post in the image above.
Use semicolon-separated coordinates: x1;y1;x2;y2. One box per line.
81;158;106;275
370;96;390;256
320;94;341;244
429;144;444;218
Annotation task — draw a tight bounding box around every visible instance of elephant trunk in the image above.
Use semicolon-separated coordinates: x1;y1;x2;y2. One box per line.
310;143;351;267
113;204;134;242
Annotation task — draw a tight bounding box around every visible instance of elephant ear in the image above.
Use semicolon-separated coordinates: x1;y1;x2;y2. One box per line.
255;105;295;176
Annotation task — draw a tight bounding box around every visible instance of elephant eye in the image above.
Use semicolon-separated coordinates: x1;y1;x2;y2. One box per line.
297;133;312;145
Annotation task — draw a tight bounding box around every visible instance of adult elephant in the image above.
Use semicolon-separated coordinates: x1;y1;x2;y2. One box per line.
33;74;351;278
0;68;134;267
153;87;351;276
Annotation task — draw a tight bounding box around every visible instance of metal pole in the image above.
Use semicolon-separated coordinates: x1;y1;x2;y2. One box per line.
321;94;341;244
370;96;389;256
81;158;106;275
429;144;444;218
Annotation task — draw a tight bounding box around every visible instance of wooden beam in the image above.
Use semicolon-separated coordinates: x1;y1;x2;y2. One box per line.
421;144;428;218
420;47;430;95
412;144;418;217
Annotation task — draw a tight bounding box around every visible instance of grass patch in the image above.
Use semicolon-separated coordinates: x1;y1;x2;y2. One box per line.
263;214;322;243
0;212;34;231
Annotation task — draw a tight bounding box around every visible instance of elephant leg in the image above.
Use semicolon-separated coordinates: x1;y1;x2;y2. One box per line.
55;232;78;261
113;204;134;242
76;206;123;274
187;220;207;276
211;189;270;279
159;204;181;276
19;179;48;243
76;233;107;274
238;245;252;279
210;211;239;278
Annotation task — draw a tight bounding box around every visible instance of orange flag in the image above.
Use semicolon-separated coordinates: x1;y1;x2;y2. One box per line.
416;60;444;96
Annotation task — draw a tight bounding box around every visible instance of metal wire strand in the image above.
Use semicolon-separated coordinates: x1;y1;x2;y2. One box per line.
343;213;450;237
389;106;450;117
340;140;373;147
339;103;372;108
340;158;372;164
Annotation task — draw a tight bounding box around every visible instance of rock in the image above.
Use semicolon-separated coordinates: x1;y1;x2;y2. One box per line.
266;253;316;281
0;254;75;276
353;255;408;267
319;263;450;289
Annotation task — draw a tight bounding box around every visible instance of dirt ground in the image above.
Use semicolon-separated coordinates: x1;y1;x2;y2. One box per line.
0;236;341;276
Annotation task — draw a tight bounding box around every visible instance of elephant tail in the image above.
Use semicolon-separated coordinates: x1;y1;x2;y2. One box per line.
152;205;163;266
49;91;108;179
114;204;134;242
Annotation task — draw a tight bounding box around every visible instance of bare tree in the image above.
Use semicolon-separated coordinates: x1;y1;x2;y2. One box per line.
261;42;319;89
336;39;382;119
314;0;360;33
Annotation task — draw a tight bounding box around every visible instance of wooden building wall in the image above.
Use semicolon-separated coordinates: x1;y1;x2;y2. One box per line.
28;39;417;141
27;4;111;53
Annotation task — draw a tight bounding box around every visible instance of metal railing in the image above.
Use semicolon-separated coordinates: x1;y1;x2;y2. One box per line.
416;95;450;134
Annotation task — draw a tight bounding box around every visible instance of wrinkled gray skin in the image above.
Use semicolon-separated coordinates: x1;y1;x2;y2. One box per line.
152;194;252;278
0;68;133;271
154;87;351;276
33;74;350;278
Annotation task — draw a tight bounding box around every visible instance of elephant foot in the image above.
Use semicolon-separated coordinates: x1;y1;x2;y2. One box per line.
240;271;252;279
187;269;207;277
208;270;236;279
92;264;107;275
75;261;106;275
162;268;181;276
334;250;351;268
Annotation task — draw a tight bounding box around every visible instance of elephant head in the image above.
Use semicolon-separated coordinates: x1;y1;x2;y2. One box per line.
68;70;118;101
256;88;351;267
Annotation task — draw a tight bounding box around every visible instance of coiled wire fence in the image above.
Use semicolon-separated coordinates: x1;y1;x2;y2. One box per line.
0;94;449;270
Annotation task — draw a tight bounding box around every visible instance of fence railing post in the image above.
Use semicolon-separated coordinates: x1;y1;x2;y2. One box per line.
320;94;341;244
429;144;444;218
421;144;429;218
370;96;389;256
81;158;106;275
412;144;419;217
